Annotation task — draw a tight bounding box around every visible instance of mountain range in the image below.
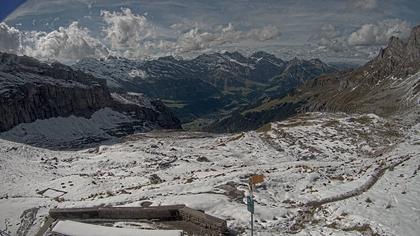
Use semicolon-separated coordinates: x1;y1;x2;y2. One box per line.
209;26;420;132
73;51;336;125
0;26;419;140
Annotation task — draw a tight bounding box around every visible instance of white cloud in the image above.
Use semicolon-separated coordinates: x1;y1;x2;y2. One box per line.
352;0;377;10
112;20;281;56
348;19;411;46
101;8;156;57
311;24;341;46
1;8;282;61
0;23;22;54
99;8;281;57
156;23;280;54
311;19;412;61
246;25;281;41
25;22;109;60
134;25;234;55
174;27;219;52
170;20;206;32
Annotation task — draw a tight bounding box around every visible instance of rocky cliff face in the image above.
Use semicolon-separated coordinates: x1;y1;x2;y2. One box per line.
0;52;181;134
0;53;113;132
110;93;181;130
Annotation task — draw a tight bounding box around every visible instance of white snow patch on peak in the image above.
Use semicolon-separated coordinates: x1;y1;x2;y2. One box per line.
111;93;153;108
111;93;138;105
228;58;255;69
128;69;147;78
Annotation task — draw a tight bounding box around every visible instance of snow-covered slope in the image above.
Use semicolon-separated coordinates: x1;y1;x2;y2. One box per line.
0;108;144;149
0;112;418;235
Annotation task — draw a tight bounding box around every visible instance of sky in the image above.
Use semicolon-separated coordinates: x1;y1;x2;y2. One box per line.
0;0;27;21
1;0;420;63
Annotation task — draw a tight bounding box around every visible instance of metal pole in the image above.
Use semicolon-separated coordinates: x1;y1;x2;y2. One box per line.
251;211;254;236
250;186;254;236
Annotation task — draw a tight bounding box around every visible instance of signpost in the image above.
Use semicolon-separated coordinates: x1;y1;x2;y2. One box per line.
247;174;264;236
250;175;264;185
247;196;254;214
247;195;254;236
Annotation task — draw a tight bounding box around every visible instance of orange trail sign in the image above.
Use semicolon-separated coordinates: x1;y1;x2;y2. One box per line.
250;175;264;185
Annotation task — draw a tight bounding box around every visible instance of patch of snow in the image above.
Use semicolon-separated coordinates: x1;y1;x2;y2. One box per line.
0;108;135;147
128;69;147;78
111;92;153;108
228;58;255;69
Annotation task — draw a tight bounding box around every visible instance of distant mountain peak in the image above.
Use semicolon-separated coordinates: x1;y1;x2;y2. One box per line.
369;25;420;77
288;57;304;65
156;55;180;63
377;36;405;61
222;51;243;57
409;25;420;39
250;51;275;58
407;25;420;62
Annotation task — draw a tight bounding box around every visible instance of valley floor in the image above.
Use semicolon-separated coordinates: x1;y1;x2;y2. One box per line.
0;112;419;236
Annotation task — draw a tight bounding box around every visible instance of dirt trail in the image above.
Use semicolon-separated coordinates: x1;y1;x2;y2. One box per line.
305;155;411;207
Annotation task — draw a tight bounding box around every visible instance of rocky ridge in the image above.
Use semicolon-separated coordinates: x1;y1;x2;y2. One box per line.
0;52;181;142
298;25;420;115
